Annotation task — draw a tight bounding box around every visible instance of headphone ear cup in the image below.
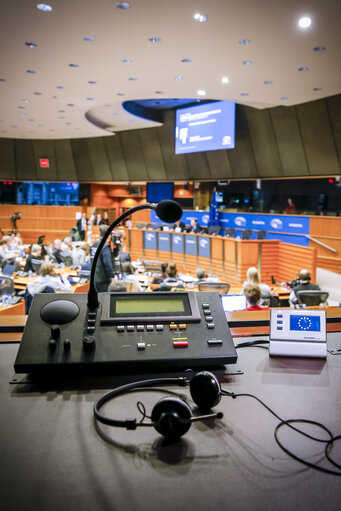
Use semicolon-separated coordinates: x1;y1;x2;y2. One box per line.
190;371;221;411
151;397;192;440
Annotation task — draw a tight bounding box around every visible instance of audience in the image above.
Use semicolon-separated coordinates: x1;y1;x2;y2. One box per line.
289;269;321;306
108;280;127;292
24;244;42;273
72;243;91;267
243;267;272;306
121;262;143;291
243;283;269;311
27;262;71;296
159;263;185;291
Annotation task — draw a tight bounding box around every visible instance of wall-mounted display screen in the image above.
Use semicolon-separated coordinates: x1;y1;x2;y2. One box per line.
175;101;235;154
146;182;174;203
17;182;79;205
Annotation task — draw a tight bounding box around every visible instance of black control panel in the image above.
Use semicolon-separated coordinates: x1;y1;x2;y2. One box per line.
14;291;237;375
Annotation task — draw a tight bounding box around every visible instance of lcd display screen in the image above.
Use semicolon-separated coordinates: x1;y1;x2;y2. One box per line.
290;315;321;332
116;299;185;314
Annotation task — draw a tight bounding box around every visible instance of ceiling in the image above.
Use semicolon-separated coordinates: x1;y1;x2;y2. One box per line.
0;0;340;140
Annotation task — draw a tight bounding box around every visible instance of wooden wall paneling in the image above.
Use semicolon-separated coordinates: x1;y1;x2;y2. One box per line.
157;111;189;180
15;140;37;180
197;257;210;276
32;140;58;181
260;240;280;284
296;99;340;175
0;139;16;180
144;249;158;262
244;107;283;178
326;95;341;168
87;138;113;181
71;139;94;181
228;105;258;179
317;256;341;274
310;216;341;238
206;150;233;180
277;244;317;283
129;229;143;261
119;130;148;181
172;253;185;273
139;128;167;180
184;254;197;275
54;139;78;181
211;237;224;280
223;238;238;283
103;135;129;181
309;237;341;259
270;106;309;176
236;240;259;282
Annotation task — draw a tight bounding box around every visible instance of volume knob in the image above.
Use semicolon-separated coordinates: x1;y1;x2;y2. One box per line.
83;335;96;352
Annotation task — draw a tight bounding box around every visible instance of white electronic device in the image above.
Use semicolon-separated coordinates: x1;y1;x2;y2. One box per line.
269;309;327;358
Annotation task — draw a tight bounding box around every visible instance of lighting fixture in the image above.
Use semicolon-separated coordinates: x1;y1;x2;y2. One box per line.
149;37;161;43
56;85;64;89
264;81;272;84
116;2;130;9
313;87;322;91
238;39;251;45
37;3;52;12
25;42;37;48
122;59;132;64
240;93;249;96
0;78;6;82
117;93;125;96
193;13;207;23
34;92;42;95
174;76;183;81
22;99;30;103
197;89;206;96
298;67;309;71
280;97;288;100
242;61;253;66
86;98;94;100
128;77;137;81
26;69;36;73
83;36;95;42
88;81;97;84
69;64;79;68
155;91;163;94
221;76;229;84
313;46;326;52
298;16;311;28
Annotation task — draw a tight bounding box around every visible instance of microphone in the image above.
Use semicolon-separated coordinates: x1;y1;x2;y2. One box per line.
87;200;183;309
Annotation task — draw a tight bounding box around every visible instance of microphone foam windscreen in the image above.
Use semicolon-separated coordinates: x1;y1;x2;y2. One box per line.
155;200;182;223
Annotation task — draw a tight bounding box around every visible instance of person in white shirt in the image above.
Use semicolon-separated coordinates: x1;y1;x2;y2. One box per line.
27;261;72;296
121;262;143;291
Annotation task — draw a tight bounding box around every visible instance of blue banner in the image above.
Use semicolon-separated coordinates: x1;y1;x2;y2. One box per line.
219;212;310;236
144;231;157;250
198;236;210;258
158;232;170;252
150;210;211;227
172;234;184;254
185;235;197;256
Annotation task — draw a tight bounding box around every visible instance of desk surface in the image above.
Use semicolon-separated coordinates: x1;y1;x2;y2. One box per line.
1;335;341;511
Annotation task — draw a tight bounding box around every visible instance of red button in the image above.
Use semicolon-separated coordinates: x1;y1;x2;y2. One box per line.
173;341;189;348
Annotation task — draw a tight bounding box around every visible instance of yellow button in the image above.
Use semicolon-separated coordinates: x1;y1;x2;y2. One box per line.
169;324;177;330
179;324;186;330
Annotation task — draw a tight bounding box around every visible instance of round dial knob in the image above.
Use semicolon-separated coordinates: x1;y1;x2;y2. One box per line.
83;336;96;352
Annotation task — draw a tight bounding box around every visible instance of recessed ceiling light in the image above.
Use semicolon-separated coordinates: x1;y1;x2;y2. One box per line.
104;104;111;107
83;36;95;42
242;61;253;66
88;81;97;84
116;2;130;9
0;78;6;82
26;69;36;74
128;77;137;81
34;92;42;95
117;93;125;96
238;39;251;45
67;103;74;106
25;42;37;48
59;110;65;113
264;80;272;84
86;97;94;100
18;106;25;109
197;89;206;96
181;58;192;63
59;116;65;119
221;76;229;84
155;91;163;94
313;46;326;52
22;99;30;103
193;13;207;23
50;129;55;131
240;93;249;96
66;122;72;125
122;59;132;64
313;87;322;91
11;125;18;128
68;134;73;137
298;16;311;28
298;67;309;71
69;63;79;68
174;76;183;81
112;113;118;115
38;124;45;127
37;3;52;12
280;97;289;100
20;113;27;117
56;85;64;89
149;37;161;43
28;119;34;122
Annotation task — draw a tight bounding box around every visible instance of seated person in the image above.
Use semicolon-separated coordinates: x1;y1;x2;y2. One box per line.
243;283;269;311
51;239;64;264
72;243;91;267
196;267;206;281
24;244;42;273
243;267;272;306
121;262;143;291
100;211;110;226
150;262;169;291
188;218;201;233
159;263;185;291
27;262;72;297
108;280;127;292
172;219;186;232
118;244;131;264
289;269;320;306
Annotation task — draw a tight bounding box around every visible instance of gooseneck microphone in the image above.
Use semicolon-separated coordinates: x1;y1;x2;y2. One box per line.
87;200;183;309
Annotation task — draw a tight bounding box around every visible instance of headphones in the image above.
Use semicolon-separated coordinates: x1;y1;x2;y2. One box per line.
94;371;223;440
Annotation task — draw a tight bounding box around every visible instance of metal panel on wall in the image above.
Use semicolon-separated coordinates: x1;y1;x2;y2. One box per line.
87;138;112;181
104;135;129;181
120;130;148;181
0;139;16;179
71;139;94;181
15;140;37;180
139;128;168;180
54;139;78;181
157;111;189;180
228;105;258;178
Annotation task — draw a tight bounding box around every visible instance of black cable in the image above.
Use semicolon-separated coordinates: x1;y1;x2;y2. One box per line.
221;390;341;475
235;340;269;349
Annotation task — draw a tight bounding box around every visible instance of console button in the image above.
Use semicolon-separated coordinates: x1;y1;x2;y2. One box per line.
87;326;95;334
63;339;71;350
207;339;223;346
127;325;135;332
207;323;215;329
146;325;154;331
205;316;213;322
137;342;146;350
179;324;186;330
156;324;164;331
117;325;125;332
169;324;177;330
48;339;57;350
204;310;212;315
87;319;96;326
88;312;97;319
173;341;189;348
137;325;144;332
202;303;210;309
